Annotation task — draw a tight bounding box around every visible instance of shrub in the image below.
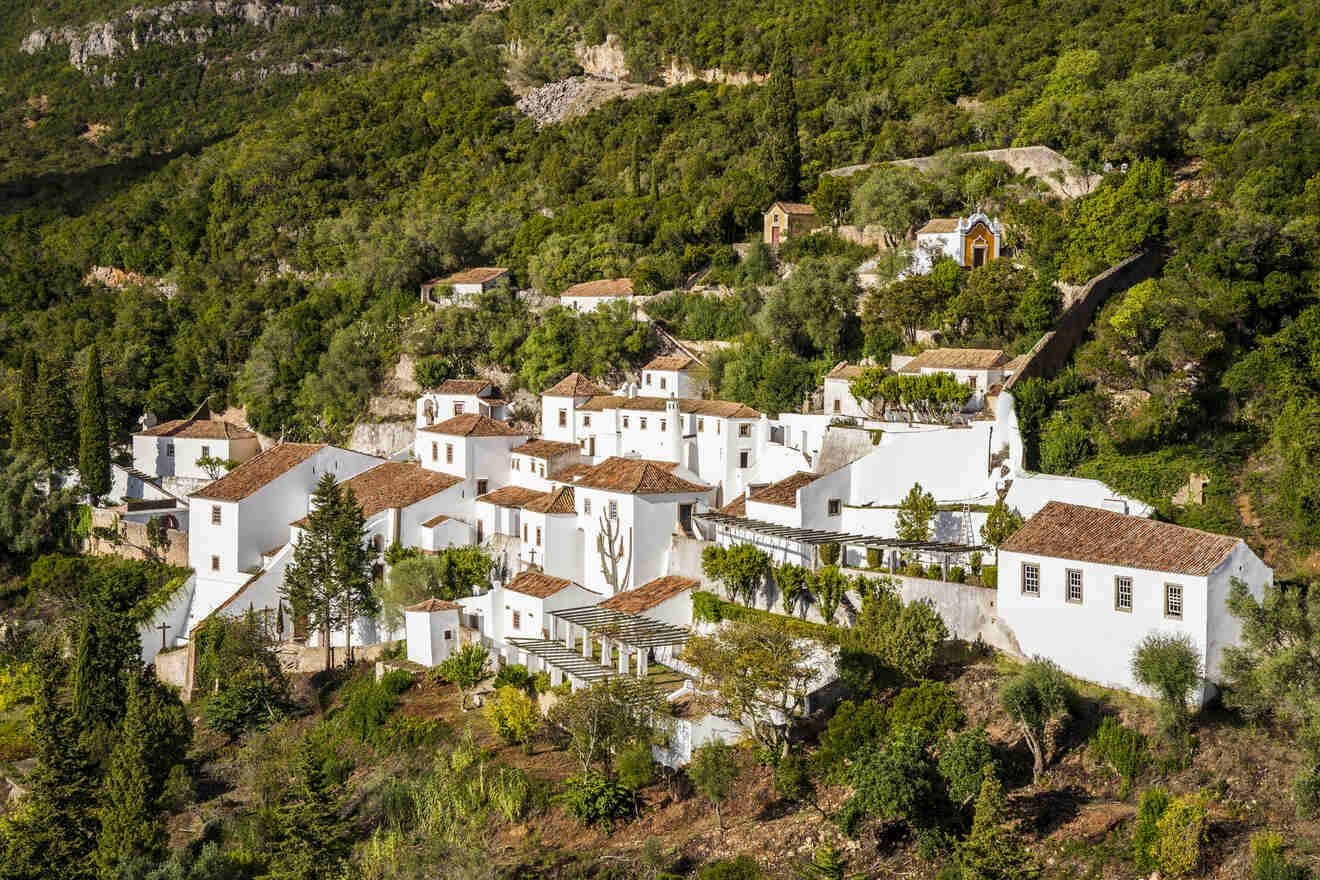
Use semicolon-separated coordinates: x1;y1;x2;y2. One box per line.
867;548;882;569
772;752;814;803
532;671;552;694
1131;632;1203;735
948;566;966;584
980;565;997;588
484;685;541;752
818;543;841;567
999;657;1075;784
202;675;292;740
1132;786;1172;872
969;552;983;575
697;855;762;880
926;564;944;581
560;770;632;830
1252;832;1310;880
414;356;454;390
1090;716;1149;796
817;700;888;782
689;740;741;828
886;682;965;745
904;563;928;578
336;672;410;745
1153;793;1209;877
494;663;535;693
617;743;656;793
0;718;33;762
381;716;450;751
937;727;995;806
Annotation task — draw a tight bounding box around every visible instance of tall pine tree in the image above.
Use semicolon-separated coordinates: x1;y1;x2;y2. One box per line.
957;767;1037;880
334;486;376;664
763;32;801;201
37;354;78;474
78;343;111;501
95;674;165;878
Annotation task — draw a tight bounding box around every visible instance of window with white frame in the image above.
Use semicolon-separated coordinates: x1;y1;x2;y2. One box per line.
166;442;174;457
445;444;453;464
453;402;465;415
660;419;666;432
697;419;704;432
827;499;841;516
608;500;618;519
512;458;520;471
1021;562;1040;596
201;445;211;459
211;505;221;526
558;409;567;427
640;417;648;429
738;424;751;437
622;416;629;428
583;415;591;427
1066;569;1083;603
738;450;749;468
210;555;220;571
1115;576;1133;611
431;442;438;461
660;377;667;390
1165;583;1183;619
583;498;591;515
645;374;652;385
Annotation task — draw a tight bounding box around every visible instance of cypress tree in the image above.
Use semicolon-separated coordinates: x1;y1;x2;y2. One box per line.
763;32;801;201
283;473;350;670
37;354;78;473
95;675;165;878
957;767;1037;880
631;135;642;196
78;343;112;501
10;348;39;453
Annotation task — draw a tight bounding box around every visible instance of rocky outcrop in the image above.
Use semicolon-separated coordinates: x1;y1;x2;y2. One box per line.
22;1;342;71
573;35;767;88
516;75;658;128
660;58;766;87
348;420;414;459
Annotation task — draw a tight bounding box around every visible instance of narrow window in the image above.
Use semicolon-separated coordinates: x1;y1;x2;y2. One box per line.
608;500;618;519
446;444;454;464
523;523;528;541
738;451;749;469
1021;563;1040;596
584;415;591;427
558;409;567;427
640;417;647;430
512;458;520;471
584;498;592;515
1066;569;1083;604
453;402;465;415
833;399;840;413
739;424;751;437
716;422;721;434
166;443;174;458
697;419;704;432
660;419;666;432
512;610;521;629
660;377;667;390
1165;583;1183;619
645;374;652;385
1115;576;1133;612
536;527;542;546
623;416;629;428
201;445;210;459
827;499;841;516
477;479;488;496
444;630;453;640
210;555;220;571
431;442;438;462
211;505;221;526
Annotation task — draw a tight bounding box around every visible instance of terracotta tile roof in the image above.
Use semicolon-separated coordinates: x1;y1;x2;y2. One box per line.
826;362;865;380
512;439;581;460
748;471;821;508
420;413;521;437
1001;501;1241;577
769;201;816;215
561;278;633;298
549;463;593;483
600;575;698;614
1004;354;1030;373
544;372;609;397
432;267;508;285
406;598;464;612
917;217;961;234
524;485;576;514
899;348;1010;372
431;378;503;398
577;395;760;418
573;457;710;495
421;513;450;528
338;462;461;518
506;570;574;599
139;417;256;440
718;493;746;516
191;443;326;502
644;355;701;371
477;485;549;508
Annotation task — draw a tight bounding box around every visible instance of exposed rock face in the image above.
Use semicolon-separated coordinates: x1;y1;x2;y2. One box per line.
22;1;342;71
573;35;767;88
660;58;766;87
515;75;658;128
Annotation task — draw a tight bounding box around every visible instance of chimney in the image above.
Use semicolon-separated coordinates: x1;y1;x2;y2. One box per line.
666;399;682;463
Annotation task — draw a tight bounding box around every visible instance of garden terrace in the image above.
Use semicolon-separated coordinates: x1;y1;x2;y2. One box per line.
695;511;990;555
549;606;693;650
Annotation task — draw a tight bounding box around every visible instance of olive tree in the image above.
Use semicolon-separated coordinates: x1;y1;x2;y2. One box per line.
999;657;1075;784
1131;632;1203;736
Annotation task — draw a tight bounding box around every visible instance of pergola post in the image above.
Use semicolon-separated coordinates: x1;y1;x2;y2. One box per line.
581;630;592;659
637;648;649;679
617;644;629;675
599;637;612;669
564;622;574;650
550;666;564;687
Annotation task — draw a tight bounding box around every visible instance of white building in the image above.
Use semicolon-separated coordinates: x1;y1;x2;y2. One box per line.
404;598;465;666
540;372;610;444
472;484;581;583
560;278;634;313
911;213;1002;275
332;459;466;572
597;575;699;631
570;457;713;597
417;379;509;426
822;363;870;418
889;348;1024;412
509;439;582;492
460;570;600;662
998;501;1272;704
132;415;260;486
185;443;381;632
415;414;528;524
419;267;510;306
641;355;707;398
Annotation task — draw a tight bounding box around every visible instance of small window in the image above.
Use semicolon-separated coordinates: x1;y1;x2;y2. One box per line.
716;422;721;434
372;534;384;552
697;419;704;432
738;424;752;437
210;555;220;571
431;442;438;461
584;415;591;427
512;458;520;471
453;402;465;415
446;444;454;464
1115;576;1133;612
1066;569;1083;604
738;451;750;469
640;417;648;430
201;445;210;458
536;527;542;546
477;479;488;496
833;399;841;413
558;409;567;427
512;610;521;629
608;500;618;519
1165;583;1183;619
584;498;592;515
211;505;221;526
660;377;667;390
660;419;666;432
166;443;174;458
1021;563;1040;596
539;464;545;476
523;524;528;542
645;374;652;385
444;630;453;640
622;416;630;428
827;499;841;516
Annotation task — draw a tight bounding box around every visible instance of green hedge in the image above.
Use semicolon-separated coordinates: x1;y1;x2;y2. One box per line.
692;591;844;644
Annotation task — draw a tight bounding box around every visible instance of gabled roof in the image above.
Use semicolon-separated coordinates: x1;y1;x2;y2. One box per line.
506;570;575;599
544;372;609;397
430;378;503;398
644;355;701;372
561;278;633;298
1001;501;1242;577
512;439;581;460
599;575;699;614
430;267;509;285
549;463;593;483
337;462;461;518
420;413;521;437
718;493;746;517
573;457;710;495
577;395;760;419
748;471;821;508
899;348;1010;372
768;201;816;216
825;362;865;380
138;417;256;440
524;485;576;515
406;598;464;612
476;485;549;509
191;443;326;503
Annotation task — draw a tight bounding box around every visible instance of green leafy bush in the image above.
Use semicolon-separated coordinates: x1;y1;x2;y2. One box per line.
559;770;633;831
0;718;33;762
381;716;450;752
1153;793;1209;877
969;552;983;575
335;670;413;745
494;664;535;693
697;855;762;880
1090;716;1150;796
1132;786;1173;872
926;564;944;581
483;685;541;752
948;566;966;584
904;563;928;578
980;566;997;589
202;675;292;740
818;543;841;567
817;699;889;783
886;681;965;744
867;548;883;568
772;752;814;803
937;727;995;806
1251;832;1311;880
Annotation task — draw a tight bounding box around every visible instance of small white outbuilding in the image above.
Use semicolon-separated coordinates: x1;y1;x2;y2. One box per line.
404;598;465;667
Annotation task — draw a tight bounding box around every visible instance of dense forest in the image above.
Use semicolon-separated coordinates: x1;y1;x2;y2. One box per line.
2;0;1320;578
